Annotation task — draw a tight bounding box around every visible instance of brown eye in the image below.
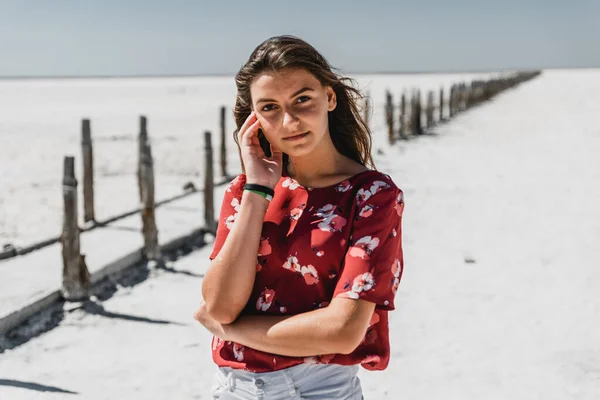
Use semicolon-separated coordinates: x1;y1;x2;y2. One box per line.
261;104;277;112
296;96;310;104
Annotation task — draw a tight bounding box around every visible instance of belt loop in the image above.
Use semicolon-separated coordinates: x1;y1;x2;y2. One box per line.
226;371;236;392
282;369;299;397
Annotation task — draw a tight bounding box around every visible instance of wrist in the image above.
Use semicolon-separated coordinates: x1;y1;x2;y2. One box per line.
241;190;270;208
221;320;236;342
243;183;274;202
244;180;276;191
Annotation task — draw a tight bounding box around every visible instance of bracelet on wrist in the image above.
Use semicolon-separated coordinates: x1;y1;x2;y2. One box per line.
243;183;274;202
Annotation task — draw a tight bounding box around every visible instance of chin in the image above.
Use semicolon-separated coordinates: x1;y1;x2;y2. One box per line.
281;144;316;159
280;132;323;158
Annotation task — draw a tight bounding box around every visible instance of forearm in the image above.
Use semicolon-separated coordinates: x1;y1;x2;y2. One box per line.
224;307;360;357
201;191;268;323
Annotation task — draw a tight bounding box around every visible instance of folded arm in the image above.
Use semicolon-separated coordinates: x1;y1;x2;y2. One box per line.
195;297;375;357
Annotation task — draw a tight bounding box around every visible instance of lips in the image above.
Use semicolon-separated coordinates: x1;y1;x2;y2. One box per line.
284;132;309;140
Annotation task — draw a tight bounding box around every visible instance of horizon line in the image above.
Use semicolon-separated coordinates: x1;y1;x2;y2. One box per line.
0;65;596;81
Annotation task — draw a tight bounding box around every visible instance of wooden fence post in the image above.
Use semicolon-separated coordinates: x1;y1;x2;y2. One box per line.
452;84;459;116
439;88;444;121
139;136;160;262
465;83;470;110
137;116;148;203
411;90;423;135
473;82;478;106
449;85;455;117
484;80;493;101
399;92;407;140
477;81;484;104
81;119;95;223
466;83;473;109
417;90;423;134
204;131;216;232
426;90;434;128
409;91;416;135
457;84;462;114
220;106;228;179
61;156;90;301
385;90;394;144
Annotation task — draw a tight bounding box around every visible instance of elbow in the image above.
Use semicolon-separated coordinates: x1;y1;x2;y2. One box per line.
336;336;364;355
335;324;369;355
201;287;243;324
201;262;247;324
201;277;237;324
204;302;240;325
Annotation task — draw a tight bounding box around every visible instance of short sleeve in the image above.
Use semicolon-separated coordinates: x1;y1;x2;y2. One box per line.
209;174;246;260
333;179;405;310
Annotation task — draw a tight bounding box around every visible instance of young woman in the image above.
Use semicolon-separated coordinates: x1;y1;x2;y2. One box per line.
194;35;405;400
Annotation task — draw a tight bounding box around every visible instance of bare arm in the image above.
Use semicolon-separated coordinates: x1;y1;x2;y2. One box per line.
195;298;376;357
202;111;283;324
201;191;268;324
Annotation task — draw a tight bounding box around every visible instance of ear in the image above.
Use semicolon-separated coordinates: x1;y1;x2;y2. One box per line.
326;86;337;112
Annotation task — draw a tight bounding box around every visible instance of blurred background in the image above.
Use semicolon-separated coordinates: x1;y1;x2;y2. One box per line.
0;1;599;399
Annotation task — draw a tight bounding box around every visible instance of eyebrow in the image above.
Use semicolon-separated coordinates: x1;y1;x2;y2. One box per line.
256;87;314;104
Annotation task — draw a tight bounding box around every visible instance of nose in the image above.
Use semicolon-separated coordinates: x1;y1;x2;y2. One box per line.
282;110;299;131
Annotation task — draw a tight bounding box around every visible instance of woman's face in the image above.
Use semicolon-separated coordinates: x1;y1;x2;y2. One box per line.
249;67;336;158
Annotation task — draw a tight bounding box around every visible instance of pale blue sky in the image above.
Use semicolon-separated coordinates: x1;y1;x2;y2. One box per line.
0;0;598;77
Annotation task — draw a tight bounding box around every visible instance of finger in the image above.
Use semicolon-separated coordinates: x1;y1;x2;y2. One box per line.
269;143;283;158
269;144;284;166
237;112;257;142
241;120;261;146
240;111;257;133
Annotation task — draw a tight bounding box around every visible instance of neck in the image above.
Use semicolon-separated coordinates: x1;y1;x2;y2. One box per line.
286;129;345;186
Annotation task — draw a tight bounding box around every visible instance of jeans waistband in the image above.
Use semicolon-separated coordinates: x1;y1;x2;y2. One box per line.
214;363;361;399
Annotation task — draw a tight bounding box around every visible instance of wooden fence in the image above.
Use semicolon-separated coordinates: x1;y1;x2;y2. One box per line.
58;110;232;300
381;71;542;144
1;70;542;301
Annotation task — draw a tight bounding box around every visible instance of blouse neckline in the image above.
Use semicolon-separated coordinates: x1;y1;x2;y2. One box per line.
281;168;377;191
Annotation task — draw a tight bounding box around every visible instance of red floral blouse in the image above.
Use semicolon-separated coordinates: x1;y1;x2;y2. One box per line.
208;169;405;373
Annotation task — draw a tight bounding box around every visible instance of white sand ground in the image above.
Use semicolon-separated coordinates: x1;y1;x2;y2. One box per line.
0;69;599;399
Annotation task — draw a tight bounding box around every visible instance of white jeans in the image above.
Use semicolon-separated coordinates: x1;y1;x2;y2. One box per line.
212;363;363;399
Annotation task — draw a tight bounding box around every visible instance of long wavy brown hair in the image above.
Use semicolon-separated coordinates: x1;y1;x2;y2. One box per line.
232;35;374;172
